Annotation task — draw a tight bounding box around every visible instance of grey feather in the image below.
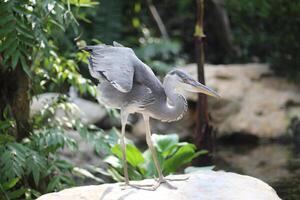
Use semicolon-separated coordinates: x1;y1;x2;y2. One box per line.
113;41;124;47
83;42;220;188
86;44;136;93
84;42;212;123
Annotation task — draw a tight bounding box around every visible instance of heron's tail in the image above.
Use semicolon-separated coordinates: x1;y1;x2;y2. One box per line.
80;41;123;52
80;44;106;52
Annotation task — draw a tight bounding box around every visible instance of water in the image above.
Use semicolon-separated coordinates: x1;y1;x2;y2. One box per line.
215;141;300;200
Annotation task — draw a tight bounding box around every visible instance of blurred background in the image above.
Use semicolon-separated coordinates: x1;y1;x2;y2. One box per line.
0;0;299;199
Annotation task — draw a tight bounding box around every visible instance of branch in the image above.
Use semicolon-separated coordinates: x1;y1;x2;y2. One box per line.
146;0;169;40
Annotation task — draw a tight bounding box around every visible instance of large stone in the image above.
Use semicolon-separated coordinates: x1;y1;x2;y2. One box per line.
30;92;106;124
180;63;300;138
37;171;281;200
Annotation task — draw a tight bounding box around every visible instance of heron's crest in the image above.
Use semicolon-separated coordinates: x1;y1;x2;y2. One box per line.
168;69;193;82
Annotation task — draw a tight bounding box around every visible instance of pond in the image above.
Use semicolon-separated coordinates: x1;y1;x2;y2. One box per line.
215;140;300;200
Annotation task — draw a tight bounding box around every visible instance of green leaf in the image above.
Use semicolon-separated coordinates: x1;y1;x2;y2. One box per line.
68;0;99;7
0;24;14;37
2;177;20;190
7;187;25;199
32;168;40;186
20;54;32;77
12;5;32;15
104;155;122;169
47;176;60;192
54;159;73;170
163;144;200;173
152;133;179;152
111;144;144;167
0;14;14;25
3;39;18;61
107;167;123;182
16;26;34;40
106;128;121;147
0;134;15;144
24;188;41;200
127;165;143;180
142;148;164;178
49;19;65;32
162;142;189;157
11;50;20;69
72;167;104;183
18;34;35;47
0;33;16;53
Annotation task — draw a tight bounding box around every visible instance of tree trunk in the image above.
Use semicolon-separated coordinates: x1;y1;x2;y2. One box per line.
0;63;31;141
204;0;238;63
193;0;214;166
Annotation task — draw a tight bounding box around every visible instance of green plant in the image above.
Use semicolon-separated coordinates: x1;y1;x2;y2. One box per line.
225;0;300;82
0;0;102;199
0;96;107;199
135;37;185;75
103;133;207;182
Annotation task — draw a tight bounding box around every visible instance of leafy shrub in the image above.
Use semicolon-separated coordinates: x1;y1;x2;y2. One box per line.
135;37;185;75
0;1;100;198
0;98;104;200
225;0;300;82
103;133;207;182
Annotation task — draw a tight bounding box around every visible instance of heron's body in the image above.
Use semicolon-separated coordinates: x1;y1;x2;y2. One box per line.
84;42;219;190
96;64;187;122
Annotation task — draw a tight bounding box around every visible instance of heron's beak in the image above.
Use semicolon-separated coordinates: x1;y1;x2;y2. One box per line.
185;79;220;98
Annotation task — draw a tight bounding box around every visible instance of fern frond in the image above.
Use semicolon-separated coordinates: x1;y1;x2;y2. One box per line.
31;128;78;153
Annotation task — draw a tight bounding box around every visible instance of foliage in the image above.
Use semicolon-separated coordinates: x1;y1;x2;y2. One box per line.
0;96;104;199
0;1;207;199
0;0;100;199
103;133;207;182
134;30;186;75
225;0;300;82
79;0;187;75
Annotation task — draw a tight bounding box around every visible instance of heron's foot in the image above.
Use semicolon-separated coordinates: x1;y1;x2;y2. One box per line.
155;175;189;182
164;175;189;182
119;182;156;190
150;178;177;190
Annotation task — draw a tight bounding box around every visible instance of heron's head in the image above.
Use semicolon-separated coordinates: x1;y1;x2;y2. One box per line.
166;69;220;98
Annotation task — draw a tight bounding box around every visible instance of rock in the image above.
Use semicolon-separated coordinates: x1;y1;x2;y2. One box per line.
180;63;300;138
70;97;106;124
30;93;106;124
37;171;281;200
30;93;60;116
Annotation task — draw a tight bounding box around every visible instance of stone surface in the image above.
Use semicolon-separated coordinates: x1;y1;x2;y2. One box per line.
30;92;106;124
37;171;281;200
180;63;300;138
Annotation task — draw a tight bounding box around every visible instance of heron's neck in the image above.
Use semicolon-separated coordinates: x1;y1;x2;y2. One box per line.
160;76;187;122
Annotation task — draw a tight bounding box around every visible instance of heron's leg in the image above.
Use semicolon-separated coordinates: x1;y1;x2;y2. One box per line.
120;111;129;185
143;115;164;180
119;112;154;190
143;115;180;190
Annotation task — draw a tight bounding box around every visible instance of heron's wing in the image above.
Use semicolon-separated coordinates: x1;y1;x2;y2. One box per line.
85;43;136;93
128;84;156;109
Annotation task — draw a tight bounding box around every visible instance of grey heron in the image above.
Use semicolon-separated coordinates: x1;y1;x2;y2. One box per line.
84;41;220;190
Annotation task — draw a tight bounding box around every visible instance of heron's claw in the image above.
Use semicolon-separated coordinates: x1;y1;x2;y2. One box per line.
164;175;189;182
119;182;156;190
155;175;189;182
120;176;189;191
